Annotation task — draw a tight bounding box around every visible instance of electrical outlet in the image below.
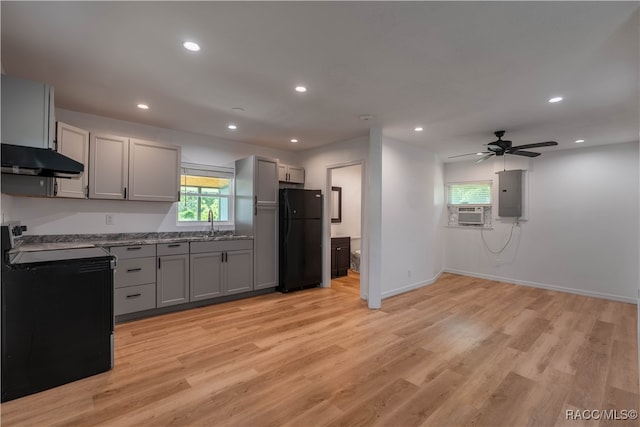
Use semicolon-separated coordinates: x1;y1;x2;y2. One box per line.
106;214;114;226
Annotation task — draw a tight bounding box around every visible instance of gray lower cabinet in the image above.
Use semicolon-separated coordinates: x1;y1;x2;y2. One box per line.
190;240;254;301
157;243;189;307
111;244;157;316
112;240;254;317
190;252;224;301
114;284;156;316
225;249;253;295
254;206;277;290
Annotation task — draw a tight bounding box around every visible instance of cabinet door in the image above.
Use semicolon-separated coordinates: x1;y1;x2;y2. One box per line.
190;252;223;301
278;164;287;182
254;206;278;290
128;139;180;202
330;247;338;278
157;254;189;307
287;166;305;184
55;122;89;199
1;74;54;149
89;134;128;200
255;158;278;205
336;244;350;277
225;250;254;295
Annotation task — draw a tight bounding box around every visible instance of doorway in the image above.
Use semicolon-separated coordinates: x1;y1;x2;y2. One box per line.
326;162;365;300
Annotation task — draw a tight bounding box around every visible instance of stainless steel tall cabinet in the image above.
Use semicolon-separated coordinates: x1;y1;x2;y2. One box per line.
235;156;279;290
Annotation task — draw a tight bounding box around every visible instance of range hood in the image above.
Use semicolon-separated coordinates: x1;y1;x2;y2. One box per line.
1;143;84;179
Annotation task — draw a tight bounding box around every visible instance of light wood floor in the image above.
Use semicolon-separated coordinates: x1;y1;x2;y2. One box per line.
2;273;638;426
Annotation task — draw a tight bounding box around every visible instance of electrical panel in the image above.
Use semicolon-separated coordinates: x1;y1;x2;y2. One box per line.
498;170;522;217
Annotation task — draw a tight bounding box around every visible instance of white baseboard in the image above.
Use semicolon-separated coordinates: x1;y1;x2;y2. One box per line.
381;270;443;299
444;268;638;304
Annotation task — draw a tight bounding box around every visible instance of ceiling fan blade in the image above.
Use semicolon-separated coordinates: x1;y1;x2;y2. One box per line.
509;150;541;157
448;151;491;158
510;141;558;151
476;154;494;163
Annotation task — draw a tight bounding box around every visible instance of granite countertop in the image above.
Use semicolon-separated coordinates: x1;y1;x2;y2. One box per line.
13;232;253;253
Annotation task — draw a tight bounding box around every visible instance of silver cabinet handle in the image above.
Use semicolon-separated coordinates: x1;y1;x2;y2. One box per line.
126;293;141;299
126;268;142;273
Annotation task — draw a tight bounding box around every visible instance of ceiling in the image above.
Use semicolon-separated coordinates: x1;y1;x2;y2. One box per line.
2;2;638;161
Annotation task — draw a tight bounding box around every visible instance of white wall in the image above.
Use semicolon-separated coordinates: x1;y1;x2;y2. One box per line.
444;141;640;302
2;109;300;235
298;134;373;302
381;137;444;298
331;164;362;250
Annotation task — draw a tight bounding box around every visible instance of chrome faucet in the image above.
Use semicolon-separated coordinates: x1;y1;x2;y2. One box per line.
208;209;214;236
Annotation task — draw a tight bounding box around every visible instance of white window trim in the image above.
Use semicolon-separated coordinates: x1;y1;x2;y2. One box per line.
177;162;235;226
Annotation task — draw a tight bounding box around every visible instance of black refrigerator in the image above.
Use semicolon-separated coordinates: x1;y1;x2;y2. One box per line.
278;188;323;292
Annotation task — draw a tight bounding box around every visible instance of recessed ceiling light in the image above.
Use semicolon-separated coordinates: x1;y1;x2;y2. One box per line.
183;41;201;52
548;96;563;103
476;152;484;155
414;127;424;132
575;139;585;143
227;124;237;130
295;86;307;93
290;138;299;143
137;104;149;110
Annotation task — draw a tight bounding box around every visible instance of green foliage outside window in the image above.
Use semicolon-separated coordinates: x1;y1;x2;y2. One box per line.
178;175;231;222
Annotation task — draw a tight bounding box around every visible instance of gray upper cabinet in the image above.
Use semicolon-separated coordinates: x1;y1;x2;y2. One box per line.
1;74;55;149
256;157;279;205
89;135;181;202
55;122;89;199
235;156;279;290
128;138;180;202
1;75;56;197
89;133;129;200
278;163;305;184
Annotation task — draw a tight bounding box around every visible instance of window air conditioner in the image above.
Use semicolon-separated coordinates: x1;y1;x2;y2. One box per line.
457;207;484;225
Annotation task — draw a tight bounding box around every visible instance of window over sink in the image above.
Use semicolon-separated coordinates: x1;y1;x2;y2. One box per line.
178;163;234;224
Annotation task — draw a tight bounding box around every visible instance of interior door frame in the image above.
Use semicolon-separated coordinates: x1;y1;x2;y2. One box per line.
325;160;367;301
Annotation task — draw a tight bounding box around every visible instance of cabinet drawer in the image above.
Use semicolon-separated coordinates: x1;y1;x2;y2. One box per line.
190;239;253;254
110;244;156;260
331;237;350;248
157;242;189;256
114;283;156;315
114;257;156;288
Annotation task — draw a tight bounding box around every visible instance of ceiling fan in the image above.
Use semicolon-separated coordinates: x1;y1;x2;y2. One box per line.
449;130;558;163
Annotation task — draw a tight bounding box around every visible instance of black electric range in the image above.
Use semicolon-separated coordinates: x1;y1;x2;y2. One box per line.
1;224;116;402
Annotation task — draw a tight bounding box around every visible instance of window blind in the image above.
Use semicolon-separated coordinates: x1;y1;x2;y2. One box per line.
447;181;492;205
